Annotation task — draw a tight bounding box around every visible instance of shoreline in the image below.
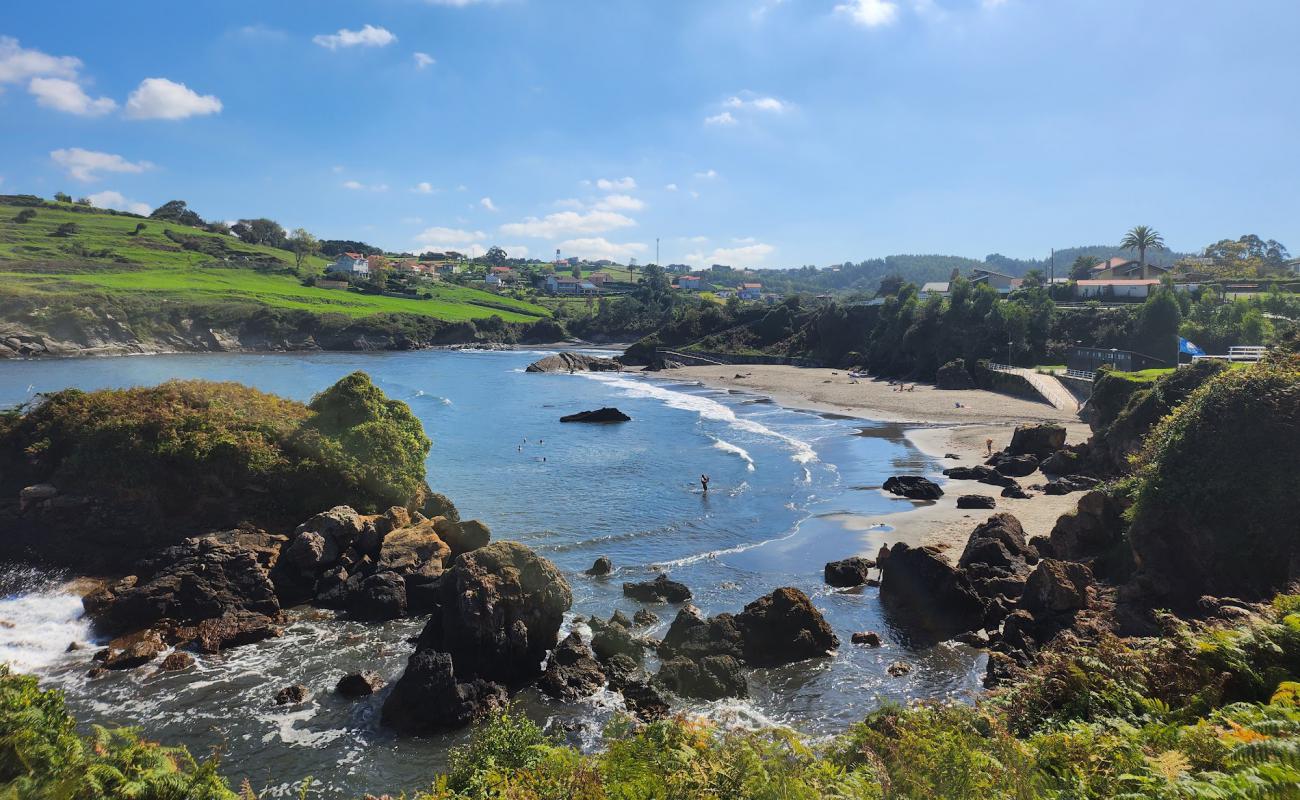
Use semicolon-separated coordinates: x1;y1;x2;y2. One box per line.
666;364;1093;557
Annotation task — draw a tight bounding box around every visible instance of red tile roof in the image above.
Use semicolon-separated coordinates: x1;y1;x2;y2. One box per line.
1076;279;1160;286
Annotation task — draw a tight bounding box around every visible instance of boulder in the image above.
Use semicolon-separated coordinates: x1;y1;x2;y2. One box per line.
1040;446;1085;477
274;684;309;706
878;543;984;643
657;605;745;661
1041;490;1125;562
526;352;623;373
1007;424;1067;460
632;609;659;627
824;556;875;587
1020;559;1092;616
1001;484;1031;500
191;612;283;653
103;631;165;670
851;631;882;647
336;671;385;697
347;571;408;621
434;518;491;559
98;537;281;637
882;476;943;501
382;650;508;735
588;615;645;663
956;495;996;510
293;506;367;564
622;574;692;603
419;541;572;686
158;652;194;672
989;454;1039;477
734;587;838;666
378;520;451;574
958;514;1035;573
1043;475;1101;496
604;655;670;721
538;632;606;702
586;556;614;576
887;661;911;677
654;655;747;700
560;407;632;423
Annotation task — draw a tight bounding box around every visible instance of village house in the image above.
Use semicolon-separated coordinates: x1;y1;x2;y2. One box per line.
1090;257;1170;280
328;252;370;277
544;274;597;295
1074;278;1160;300
587;272;612;287
366;255;390;274
738;282;763;300
676;275;703;291
970;268;1021;294
919;281;951;299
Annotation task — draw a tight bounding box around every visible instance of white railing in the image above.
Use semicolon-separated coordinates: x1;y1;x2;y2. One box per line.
987;363;1014;372
1065;368;1096;381
1195;346;1267;363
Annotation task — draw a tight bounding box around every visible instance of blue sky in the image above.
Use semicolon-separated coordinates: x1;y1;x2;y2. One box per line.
2;1;1297;267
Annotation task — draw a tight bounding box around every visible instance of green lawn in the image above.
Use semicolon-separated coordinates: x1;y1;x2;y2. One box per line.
0;200;549;323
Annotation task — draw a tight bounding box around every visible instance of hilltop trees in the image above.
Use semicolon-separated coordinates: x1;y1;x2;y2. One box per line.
1120;225;1165;266
1199;234;1292;278
149;200;205;227
232;218;287;249
1070;255;1101;280
484;246;508;267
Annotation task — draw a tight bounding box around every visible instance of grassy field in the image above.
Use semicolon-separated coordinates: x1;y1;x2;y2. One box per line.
0;200;549;323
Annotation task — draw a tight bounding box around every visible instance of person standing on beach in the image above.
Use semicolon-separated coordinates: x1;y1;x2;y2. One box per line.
986;438;994;457
700;474;710;493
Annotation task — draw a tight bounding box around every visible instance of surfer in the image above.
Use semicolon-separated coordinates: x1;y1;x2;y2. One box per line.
700;474;710;493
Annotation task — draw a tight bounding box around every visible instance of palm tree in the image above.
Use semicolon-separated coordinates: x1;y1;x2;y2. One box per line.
1120;225;1166;266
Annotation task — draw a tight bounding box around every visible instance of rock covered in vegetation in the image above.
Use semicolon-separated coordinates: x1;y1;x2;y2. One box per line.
824;556;875;587
623;574;692;603
559;407;631;423
525;352;622;373
935;359;975;389
882;475;943;500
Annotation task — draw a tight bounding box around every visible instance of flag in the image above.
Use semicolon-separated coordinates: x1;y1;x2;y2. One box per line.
1179;337;1206;356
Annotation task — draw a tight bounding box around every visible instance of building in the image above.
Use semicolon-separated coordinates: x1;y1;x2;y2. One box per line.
738;282;763;300
677;275;703;291
1068;346;1169;374
1091;257;1169;280
970;268;1020;294
588;272;612;286
484;272;502;287
545;275;598;295
329;252;369;277
366;255;390;274
919;281;951;299
1074;279;1160;300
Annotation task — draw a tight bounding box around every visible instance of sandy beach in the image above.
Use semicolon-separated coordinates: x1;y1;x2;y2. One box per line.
671;365;1094;558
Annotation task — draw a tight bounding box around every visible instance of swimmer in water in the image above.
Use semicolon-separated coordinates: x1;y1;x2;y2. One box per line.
700;474;710;493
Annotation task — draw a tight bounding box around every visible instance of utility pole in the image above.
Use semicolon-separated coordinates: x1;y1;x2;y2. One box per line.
1050;248;1055;284
655;237;660;266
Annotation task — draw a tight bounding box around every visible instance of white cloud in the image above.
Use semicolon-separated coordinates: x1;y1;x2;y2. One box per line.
724;94;788;113
836;0;900;27
595;176;636;191
983;0;1008;7
400;216;425;225
558;238;648;263
125;78;222;119
694;169;718;179
332;165;346;173
704;111;737;126
0;36;80;86
499;244;530;258
343;180;389;191
86;190;150;215
50;148;153;182
313;24;397;50
411;181;435;193
414;226;486;246
413;52;435;68
28;77;115;116
500;209;636;239
664;183;678;191
554;198;584;209
594;193;645;212
480;196;498;211
235;24;287;41
456;184;468;191
685;242;775;268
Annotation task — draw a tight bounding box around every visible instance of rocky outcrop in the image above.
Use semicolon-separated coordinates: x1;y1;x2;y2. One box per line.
956;495;996;510
935;359;975;390
878;543;984;644
383;541;571;735
623;574;692;603
1020;559;1092;617
538;632;606;702
588;613;648;663
1007;424;1067;460
824;557;875;587
526;352;623;373
560;407;631;423
1034;490;1125;564
1043;475;1101;495
987;453;1039;477
883;476;943;500
658;605;745;662
654;655;746;700
336;671;385;697
733;588;839;665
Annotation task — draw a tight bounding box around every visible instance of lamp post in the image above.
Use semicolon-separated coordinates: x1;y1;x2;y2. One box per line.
1007;340;1013;367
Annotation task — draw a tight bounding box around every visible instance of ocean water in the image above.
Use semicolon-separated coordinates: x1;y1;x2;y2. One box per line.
0;350;983;797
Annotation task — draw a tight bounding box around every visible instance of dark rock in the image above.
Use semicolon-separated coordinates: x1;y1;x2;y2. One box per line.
609;609;633;629
943;465;1019;489
945;453;962;460
632;609;659;627
655;655;747;699
404;573;444;616
158;652;194;671
1040;446;1085;477
878;543;984;644
103;630;165;670
851;631;882;647
433;518;491;559
955;629;991;647
313;567;350;609
887;661;911;677
1020;559;1092;616
585;556;614;576
882;475;943;500
1008;424;1067;459
734;587;838;666
539;632;606;701
275;684;310;705
560;407;632;423
657;605;744;661
824;556;875;587
336;670;385;697
1000;484;1031;500
526;352;622;373
382;650;508;734
588;615;645;663
192;612;282;653
622;574;692;603
1043;475;1101;496
956;494;996;510
989;454;1039;477
958;514;1035;573
935;359;975;390
347;571;408;621
617;677;670;722
1043;491;1125;563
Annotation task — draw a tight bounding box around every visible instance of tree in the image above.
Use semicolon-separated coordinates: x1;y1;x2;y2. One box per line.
12;209;36;224
485;246;507;267
129;222;147;236
205;220;231;236
232;218;287;248
51;222;78;237
571;262;582;280
150;200;205;227
1202;235;1291;278
289;228;320;274
74;197;91;206
1121;225;1166;266
1070;255;1101;281
53;192;71;203
877;274;906;297
1135;286;1182;363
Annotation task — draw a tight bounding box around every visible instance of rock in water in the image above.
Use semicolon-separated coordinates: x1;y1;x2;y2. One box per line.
381;651;507;734
622;574;692;603
559;407;632;423
525;352;623;373
336;671;385;697
538;632;606;701
274;684;309;705
824;557;875;587
882;476;943;500
851;631;882;647
654;655;747;699
586;556;614;576
734;587;838;666
878;543;984;644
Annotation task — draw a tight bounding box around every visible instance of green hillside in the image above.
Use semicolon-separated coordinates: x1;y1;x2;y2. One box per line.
0;199;548;324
